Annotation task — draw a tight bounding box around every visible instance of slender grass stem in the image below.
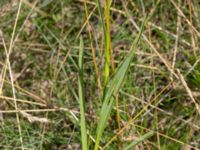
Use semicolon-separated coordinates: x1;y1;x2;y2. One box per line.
104;0;111;85
78;37;88;150
84;0;102;91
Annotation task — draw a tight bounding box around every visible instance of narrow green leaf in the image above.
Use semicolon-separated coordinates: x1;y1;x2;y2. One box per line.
78;37;87;150
97;0;110;85
94;18;147;150
104;0;111;85
96;0;106;43
125;131;155;150
79;38;84;70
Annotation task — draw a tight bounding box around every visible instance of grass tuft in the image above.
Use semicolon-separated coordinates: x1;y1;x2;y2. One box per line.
94;18;146;150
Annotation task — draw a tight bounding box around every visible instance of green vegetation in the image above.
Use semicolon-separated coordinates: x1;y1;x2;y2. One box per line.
0;0;200;149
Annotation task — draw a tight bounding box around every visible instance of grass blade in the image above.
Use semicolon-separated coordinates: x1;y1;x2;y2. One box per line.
104;0;111;85
78;37;88;150
96;0;111;85
124;131;155;150
94;18;146;150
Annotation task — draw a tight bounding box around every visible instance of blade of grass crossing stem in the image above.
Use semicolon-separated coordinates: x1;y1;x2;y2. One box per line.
124;131;155;150
94;18;147;150
78;37;87;150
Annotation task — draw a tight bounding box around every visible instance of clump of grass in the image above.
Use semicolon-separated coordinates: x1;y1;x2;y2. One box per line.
94;18;146;150
1;0;200;149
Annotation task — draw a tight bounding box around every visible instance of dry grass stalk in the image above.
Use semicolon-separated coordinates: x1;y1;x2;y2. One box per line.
177;69;200;115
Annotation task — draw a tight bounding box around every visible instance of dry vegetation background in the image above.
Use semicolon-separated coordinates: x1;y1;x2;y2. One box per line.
0;0;200;149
